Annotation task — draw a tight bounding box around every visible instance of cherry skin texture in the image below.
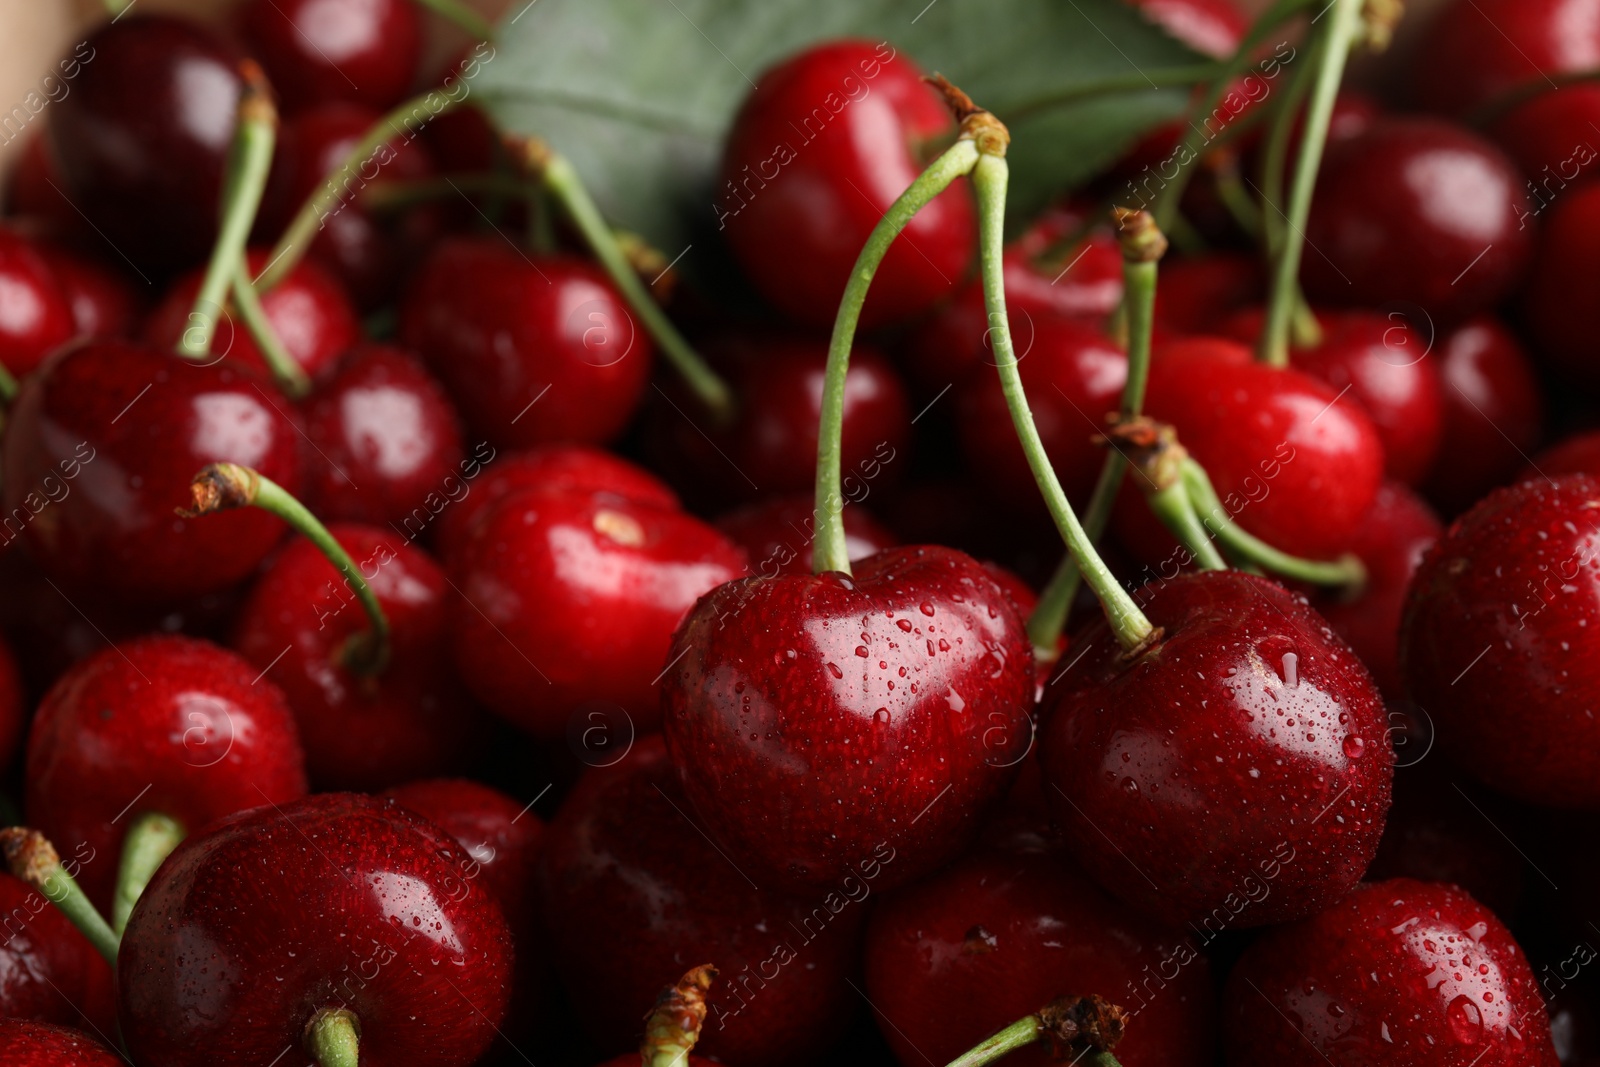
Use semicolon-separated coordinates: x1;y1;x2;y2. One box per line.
448;488;746;738
1041;570;1393;928
720;40;973;328
1225;878;1559;1066
540;737;862;1067
0;874;117;1034
48;17;242;275
1401;475;1600;807
118;793;514;1067
0;227;75;378
1413;0;1600;116
400;238;652;448
34;243;141;340
300;344;467;527
1526;429;1600;480
1303;119;1532;324
236;0;422;116
661;545;1035;894
1521;182;1600;388
0;1019;125;1067
24;635;309;912
0;339;303;605
717;493;898;576
1488;83;1600;186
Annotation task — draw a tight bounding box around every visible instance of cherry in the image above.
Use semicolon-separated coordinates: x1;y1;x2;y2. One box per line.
0;226;75;378
33;243;141;341
24;634;308;912
48;16;244;275
1412;0;1599;116
1152;251;1262;336
0;1019;124;1066
0;873;117;1035
1521;181;1600;388
0;634;24;772
720;40;973;328
399;237;653;448
863;827;1216;1067
716;493;898;576
1041;569;1392;928
540;736;861;1065
299;344;467;528
1525;429;1600;480
1303;118;1532;324
1487;83;1600;188
142;247;360;383
1224;878;1559;1065
1400;474;1600;807
1124;0;1247;59
447;487;745;738
118;793;514;1067
4;135;85;241
236;0;422;116
0;340;303;605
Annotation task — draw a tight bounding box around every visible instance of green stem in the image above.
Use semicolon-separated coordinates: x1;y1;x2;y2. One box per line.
1256;28;1321;269
1182;460;1366;586
411;0;495;39
1257;0;1363;368
182;464;391;673
975;154;1153;652
307;1009;361;1067
1144;478;1229;571
1211;157;1264;241
362;173;532;213
231;257;312;398
0;363;18;404
101;0;133;16
945;1016;1043;1067
0;828;119;966
112;812;185;936
643;966;716;1067
177;64;276;361
814;138;981;575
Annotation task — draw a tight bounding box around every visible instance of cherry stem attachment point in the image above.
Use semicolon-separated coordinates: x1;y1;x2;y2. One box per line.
1182;459;1366;587
411;0;495;40
112;812;185;936
0;827;119;966
305;1008;361;1067
181;464;392;674
942;995;1128;1067
232;255;311;398
642;965;717;1067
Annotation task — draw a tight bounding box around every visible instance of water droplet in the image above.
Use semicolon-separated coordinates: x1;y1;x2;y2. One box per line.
826;663;844;679
920;602;936;616
1121;776;1139;796
896;619;914;632
855;646;870;658
874;708;891;725
1447;995;1484;1045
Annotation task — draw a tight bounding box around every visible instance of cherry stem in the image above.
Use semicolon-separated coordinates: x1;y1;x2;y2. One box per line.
411;0;495;39
0;828;119;966
181;463;392;674
1209;154;1264;241
259;89;463;293
111;812;185;936
306;1008;361;1067
0;363;18;404
232;255;312;398
941;995;1128;1067
1145;477;1230;571
1181;459;1366;586
642;965;717;1067
506;136;734;419
1256;0;1362;368
101;0;133;17
177;62;276;362
944;1016;1043;1067
813;136;981;574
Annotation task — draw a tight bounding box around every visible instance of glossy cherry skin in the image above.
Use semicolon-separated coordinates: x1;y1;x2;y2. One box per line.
661;545;1035;894
540;736;862;1066
118;793;514;1067
300;344;466;527
1041;570;1393;928
400;238;653;448
720;40;973;328
1413;0;1600;116
717;493;898;576
1488;82;1600;186
1225;878;1559;1066
1153;251;1263;336
0;227;75;378
34;244;141;340
0;1019;124;1067
0;339;303;605
143;247;360;383
1401;475;1600;807
863;827;1215;1067
48;16;242;275
1527;429;1600;480
236;0;421;115
1522;182;1600;388
24;635;309;912
448;488;745;738
0;874;117;1035
1125;0;1247;58
1303;119;1533;324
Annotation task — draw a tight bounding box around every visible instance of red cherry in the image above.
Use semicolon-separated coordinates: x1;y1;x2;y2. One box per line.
236;0;422;116
1488;83;1600;186
117;793;514;1067
1413;0;1599;116
1152;251;1263;336
863;828;1216;1067
400;238;653;447
0;340;303;605
299;344;467;527
0;635;24;772
4;135;84;240
1521;181;1600;388
0;1019;123;1066
142;247;360;383
33;244;141;341
0;226;75;378
24;635;308;911
720;40;973;328
716;493;897;576
448;488;745;738
0;873;117;1034
1303;118;1532;324
1525;428;1600;480
1041;570;1392;928
661;545;1034;893
1401;475;1600;807
1224;878;1559;1065
1123;0;1247;58
540;737;861;1066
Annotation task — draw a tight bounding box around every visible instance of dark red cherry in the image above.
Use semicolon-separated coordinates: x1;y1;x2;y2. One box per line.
33;244;141;340
48;16;242;275
716;493;897;576
233;523;488;790
0;1019;124;1067
4;134;84;240
299;344;466;527
1401;475;1600;807
864;827;1215;1067
0;873;117;1035
236;0;421;116
0;340;303;605
143;247;360;383
1413;0;1599;116
1153;251;1263;336
1041;570;1392;928
1124;0;1247;58
448;488;745;739
24;634;308;912
1521;181;1600;388
540;736;862;1066
661;545;1034;893
1303;118;1532;324
118;793;514;1067
1488;83;1600;187
1224;878;1559;1066
719;40;973;328
0;635;24;773
1525;428;1600;480
400;238;653;448
0;226;75;378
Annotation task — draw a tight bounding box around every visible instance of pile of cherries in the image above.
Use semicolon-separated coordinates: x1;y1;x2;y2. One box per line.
2;0;1600;1064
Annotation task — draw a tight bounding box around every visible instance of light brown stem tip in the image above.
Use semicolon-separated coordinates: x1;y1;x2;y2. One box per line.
179;463;258;518
926;74;1010;155
1037;994;1128;1060
1111;208;1168;263
0;827;60;890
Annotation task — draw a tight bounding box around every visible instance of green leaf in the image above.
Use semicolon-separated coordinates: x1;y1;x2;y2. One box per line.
475;0;1204;257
